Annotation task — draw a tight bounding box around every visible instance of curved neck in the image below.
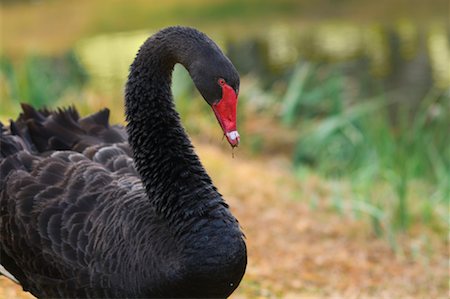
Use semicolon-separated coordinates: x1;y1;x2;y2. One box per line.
125;27;223;224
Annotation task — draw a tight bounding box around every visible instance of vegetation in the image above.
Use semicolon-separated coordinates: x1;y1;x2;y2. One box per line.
280;63;449;244
0;52;87;115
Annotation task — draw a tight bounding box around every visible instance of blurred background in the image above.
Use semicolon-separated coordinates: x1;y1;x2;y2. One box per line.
0;0;449;298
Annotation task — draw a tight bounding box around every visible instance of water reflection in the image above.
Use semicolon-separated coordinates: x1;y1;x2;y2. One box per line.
364;25;390;77
397;19;419;60
428;24;449;89
267;25;299;68
313;23;362;60
75;30;153;92
74;21;449;93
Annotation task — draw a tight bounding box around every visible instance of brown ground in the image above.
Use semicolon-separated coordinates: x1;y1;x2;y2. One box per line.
0;142;448;299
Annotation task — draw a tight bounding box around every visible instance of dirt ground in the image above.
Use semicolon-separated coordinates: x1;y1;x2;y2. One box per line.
0;142;448;299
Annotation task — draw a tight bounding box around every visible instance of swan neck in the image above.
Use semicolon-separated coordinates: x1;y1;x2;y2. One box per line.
124;28;218;222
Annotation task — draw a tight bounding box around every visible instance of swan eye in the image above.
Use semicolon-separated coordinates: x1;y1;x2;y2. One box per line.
218;78;226;86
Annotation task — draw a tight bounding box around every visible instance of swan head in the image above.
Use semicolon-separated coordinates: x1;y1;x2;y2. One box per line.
189;53;240;148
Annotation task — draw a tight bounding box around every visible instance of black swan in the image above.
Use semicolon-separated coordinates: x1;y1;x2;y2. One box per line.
0;26;246;298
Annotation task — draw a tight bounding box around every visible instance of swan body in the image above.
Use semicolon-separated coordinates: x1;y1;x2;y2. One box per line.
0;26;246;298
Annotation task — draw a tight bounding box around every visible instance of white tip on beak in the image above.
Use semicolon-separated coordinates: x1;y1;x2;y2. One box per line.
225;130;240;146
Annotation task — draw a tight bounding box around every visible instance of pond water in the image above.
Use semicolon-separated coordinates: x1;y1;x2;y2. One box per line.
1;19;448;120
74;20;449;99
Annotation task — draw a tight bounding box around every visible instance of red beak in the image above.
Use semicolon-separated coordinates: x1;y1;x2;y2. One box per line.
211;83;240;147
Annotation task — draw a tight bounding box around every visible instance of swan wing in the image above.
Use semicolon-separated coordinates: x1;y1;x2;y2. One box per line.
0;105;143;297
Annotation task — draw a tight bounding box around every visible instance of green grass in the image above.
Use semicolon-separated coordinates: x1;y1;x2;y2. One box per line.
281;63;449;243
0;52;88;116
